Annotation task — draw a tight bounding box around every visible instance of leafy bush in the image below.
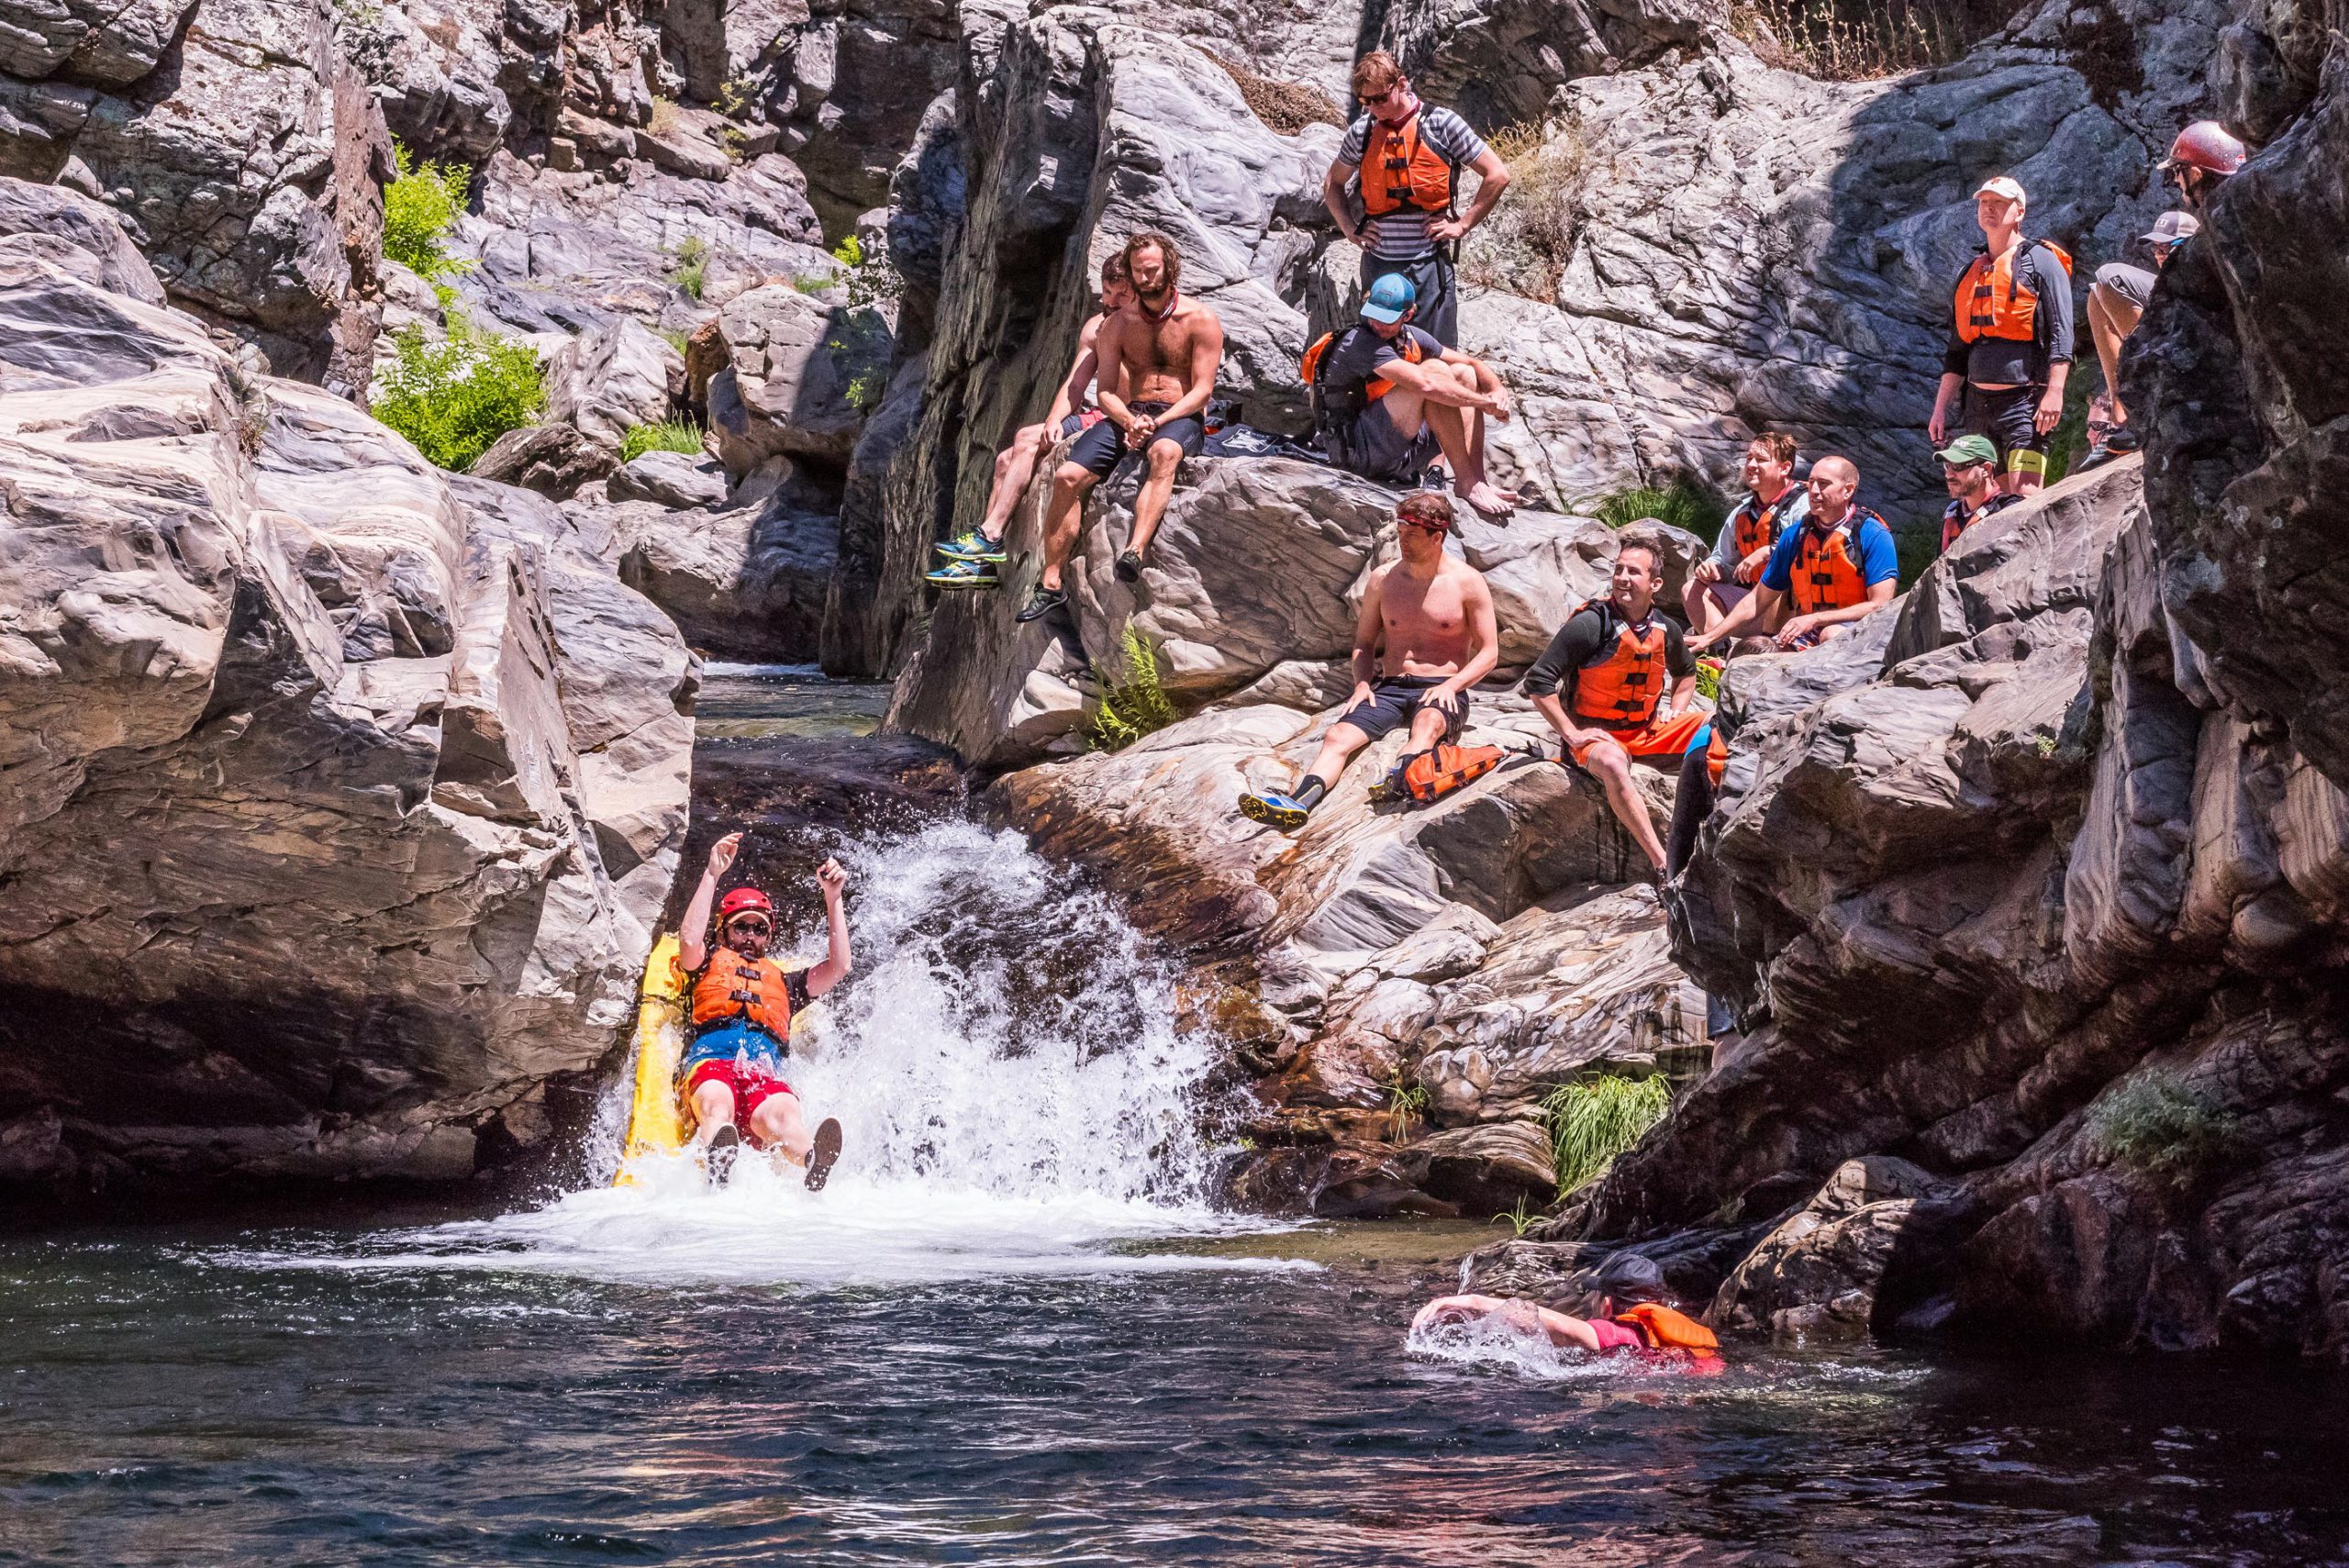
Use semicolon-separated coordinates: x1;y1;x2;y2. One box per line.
714;76;755;118
1458;121;1586;304
829;234;902;310
383;142;475;283
373;321;547;473
2088;1071;2243;1190
1594;478;1720;538
1732;0;2019;81
668;236;708;301
619;419;705;462
1542;1074;1672;1196
1086;626;1177;751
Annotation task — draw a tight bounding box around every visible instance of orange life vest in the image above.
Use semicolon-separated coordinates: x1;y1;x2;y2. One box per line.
1361;109;1456;217
1789;517;1876;616
688;947;800;1041
1386;741;1507;803
1730;487;1802;562
1941;489;2021;550
1567;601;1671;729
1616;1302;1720;1353
1954;239;2074;344
1302;328;1425;404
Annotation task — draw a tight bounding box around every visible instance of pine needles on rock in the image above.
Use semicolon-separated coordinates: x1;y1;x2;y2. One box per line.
1542;1074;1672;1196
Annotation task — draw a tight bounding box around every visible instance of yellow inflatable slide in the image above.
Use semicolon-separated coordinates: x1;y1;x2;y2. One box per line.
613;933;688;1185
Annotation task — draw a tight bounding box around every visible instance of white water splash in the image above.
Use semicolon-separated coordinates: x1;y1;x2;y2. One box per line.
259;821;1284;1289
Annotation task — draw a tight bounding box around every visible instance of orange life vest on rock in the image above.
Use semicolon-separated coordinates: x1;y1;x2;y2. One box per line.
1790;518;1877;616
689;947;799;1041
1568;601;1670;729
1954;239;2074;344
1616;1302;1720;1353
1362;109;1456;217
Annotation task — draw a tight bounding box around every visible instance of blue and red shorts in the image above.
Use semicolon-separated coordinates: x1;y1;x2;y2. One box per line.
683;1059;796;1146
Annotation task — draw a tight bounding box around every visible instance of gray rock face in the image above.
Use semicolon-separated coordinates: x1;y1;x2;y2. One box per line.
0;0;198;85
469;421;618;498
707;283;890;473
592;488;839;662
547;316;685;453
764;0;962;231
1709;1157;1958;1344
0;250;692;1188
608;449;729;509
337;0;513;161
0;175;162;301
1381;0;1722;128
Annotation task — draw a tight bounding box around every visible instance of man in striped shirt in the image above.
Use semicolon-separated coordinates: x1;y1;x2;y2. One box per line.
1320;50;1511;349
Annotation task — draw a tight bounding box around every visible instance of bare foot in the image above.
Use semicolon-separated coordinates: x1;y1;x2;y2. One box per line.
1461;481;1518;518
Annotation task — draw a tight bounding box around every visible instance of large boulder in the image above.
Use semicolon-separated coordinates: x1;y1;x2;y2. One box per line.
593;490;840;662
0;246;693;1187
707;283;891;473
547;316;686;453
1709;1156;1960;1344
0;176;164;303
0;0;198;84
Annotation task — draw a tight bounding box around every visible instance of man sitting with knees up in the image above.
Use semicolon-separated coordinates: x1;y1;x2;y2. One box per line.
1687;455;1898;656
673;829;850;1189
1307;272;1520;518
1523;535;1710;873
1237;491;1498;830
1686;433;1809;639
2082;209;2197;450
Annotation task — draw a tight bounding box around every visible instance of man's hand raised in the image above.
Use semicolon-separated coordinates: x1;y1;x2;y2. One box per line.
706;831;743;879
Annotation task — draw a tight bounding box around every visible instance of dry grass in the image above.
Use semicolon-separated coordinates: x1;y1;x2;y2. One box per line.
1208;52;1343;135
647;95;682;138
1458;120;1586;304
1733;0;2018;81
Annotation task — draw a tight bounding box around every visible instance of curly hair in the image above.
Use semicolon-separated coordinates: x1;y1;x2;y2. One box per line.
1120;231;1182;292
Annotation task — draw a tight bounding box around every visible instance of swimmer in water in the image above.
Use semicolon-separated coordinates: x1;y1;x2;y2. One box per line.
1413;1253;1722;1361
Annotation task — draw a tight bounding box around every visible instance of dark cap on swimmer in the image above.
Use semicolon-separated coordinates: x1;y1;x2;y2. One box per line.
1596;1252;1670;1304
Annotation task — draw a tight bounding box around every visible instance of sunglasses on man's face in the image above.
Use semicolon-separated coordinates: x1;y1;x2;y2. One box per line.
727;917;773;936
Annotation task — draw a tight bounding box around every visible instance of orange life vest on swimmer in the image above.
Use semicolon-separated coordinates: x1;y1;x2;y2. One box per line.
1361;108;1456;217
1567;599;1670;730
1954;239;2074;344
1615;1302;1721;1353
1789;514;1882;616
688;947;800;1042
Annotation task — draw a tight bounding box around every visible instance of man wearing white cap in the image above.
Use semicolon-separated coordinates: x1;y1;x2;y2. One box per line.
1929;175;2076;498
2085;209;2199;437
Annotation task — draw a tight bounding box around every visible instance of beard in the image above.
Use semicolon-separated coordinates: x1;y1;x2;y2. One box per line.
724;929;770;962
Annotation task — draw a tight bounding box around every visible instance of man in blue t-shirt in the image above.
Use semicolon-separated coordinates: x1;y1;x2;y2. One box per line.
1321;50;1512;348
1687;456;1899;653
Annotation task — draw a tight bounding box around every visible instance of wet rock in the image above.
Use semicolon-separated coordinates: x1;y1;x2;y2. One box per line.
1409;1120;1557;1216
1709;1156;1960;1345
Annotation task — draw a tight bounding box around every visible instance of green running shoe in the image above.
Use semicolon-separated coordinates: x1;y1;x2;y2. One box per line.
925;557;999;590
934;528;1007;564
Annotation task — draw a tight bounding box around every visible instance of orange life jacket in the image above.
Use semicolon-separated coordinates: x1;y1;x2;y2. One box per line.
1789;517;1877;616
1361;109;1455;217
1567;600;1671;730
1941;489;2020;550
1303;327;1426;434
1954;239;2074;344
687;947;800;1042
1386;741;1507;803
1616;1302;1720;1353
1730;487;1802;562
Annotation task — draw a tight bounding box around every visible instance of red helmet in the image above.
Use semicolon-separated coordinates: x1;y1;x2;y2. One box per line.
2165;121;2246;176
718;886;773;923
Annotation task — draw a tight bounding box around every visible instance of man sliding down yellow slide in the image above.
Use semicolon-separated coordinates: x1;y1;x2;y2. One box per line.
672;829;852;1188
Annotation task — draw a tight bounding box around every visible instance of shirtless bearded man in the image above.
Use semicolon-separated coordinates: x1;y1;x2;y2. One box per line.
1237;491;1499;829
1017;231;1227;624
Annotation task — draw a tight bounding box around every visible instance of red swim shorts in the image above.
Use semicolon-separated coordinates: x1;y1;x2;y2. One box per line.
1567;708;1713;767
683;1060;796;1147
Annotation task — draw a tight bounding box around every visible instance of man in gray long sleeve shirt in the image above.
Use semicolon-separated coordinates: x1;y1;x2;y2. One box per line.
1927;175;2075;498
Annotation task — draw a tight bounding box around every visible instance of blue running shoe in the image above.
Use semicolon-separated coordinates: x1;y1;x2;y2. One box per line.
925;557;999;590
1237;790;1311;830
935;528;1007;563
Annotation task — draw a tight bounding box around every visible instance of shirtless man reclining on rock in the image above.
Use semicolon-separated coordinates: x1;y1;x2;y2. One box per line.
928;252;1135;591
1237;491;1498;830
1018;230;1226;624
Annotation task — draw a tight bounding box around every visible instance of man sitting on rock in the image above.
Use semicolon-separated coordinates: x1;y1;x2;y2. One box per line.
2081;210;2197;450
1018;232;1225;623
1687;456;1898;655
1237;491;1498;830
1686;432;1809;639
1310;272;1519;518
930;252;1135;591
673;829;850;1189
1935;433;2021;551
1523;534;1710;873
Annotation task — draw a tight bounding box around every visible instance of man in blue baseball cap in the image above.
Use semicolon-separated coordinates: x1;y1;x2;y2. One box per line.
1303;272;1520;517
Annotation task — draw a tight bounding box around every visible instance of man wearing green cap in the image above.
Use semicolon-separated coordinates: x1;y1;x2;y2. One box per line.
1935;434;2021;551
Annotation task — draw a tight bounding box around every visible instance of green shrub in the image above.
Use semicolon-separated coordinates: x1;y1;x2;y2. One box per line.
2088;1071;2243;1189
1594;478;1720;538
714;75;755;118
1384;1066;1431;1142
1542;1073;1672;1196
655;326;692;356
1086;625;1177;751
619;419;705;462
830;233;902;310
383;142;475;283
668;236;709;300
373;321;547;472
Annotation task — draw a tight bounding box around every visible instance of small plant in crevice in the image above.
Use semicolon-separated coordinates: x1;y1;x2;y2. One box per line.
2088;1070;2244;1190
825;306;894;413
619;419;705;462
383;141;476;284
1383;1065;1431;1143
647;95;682;138
713;75;757;118
1593;477;1720;538
1085;625;1178;752
1542;1073;1672;1197
1458;119;1587;305
719;125;749;162
655;326;692;357
667;235;709;300
373;317;547;473
1492;1195;1546;1237
829;234;903;311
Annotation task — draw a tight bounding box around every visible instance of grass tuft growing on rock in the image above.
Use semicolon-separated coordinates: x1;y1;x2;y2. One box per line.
373;319;547;473
619;420;705;462
383;142;475;283
1458;121;1585;304
1594;478;1720;538
1086;626;1177;752
1207;52;1343;134
668;236;708;301
2088;1071;2243;1190
1732;0;2020;81
1542;1073;1671;1196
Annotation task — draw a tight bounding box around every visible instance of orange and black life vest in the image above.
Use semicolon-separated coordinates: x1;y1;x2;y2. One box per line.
1361;109;1456;217
1303;327;1425;431
1789;516;1882;616
1954;239;2074;344
688;947;801;1042
1615;1302;1721;1353
1941;489;2021;550
1567;600;1671;730
1729;487;1803;562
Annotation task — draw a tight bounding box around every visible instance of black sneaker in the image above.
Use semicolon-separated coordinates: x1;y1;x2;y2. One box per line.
1115;549;1143;584
1016;585;1067;623
804;1118;843;1191
704;1123;740;1187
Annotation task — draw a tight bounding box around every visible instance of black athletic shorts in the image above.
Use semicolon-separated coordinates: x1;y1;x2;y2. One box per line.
1334;398;1442;484
1066;399;1207;481
1965;383;2049;477
1336;675;1466;743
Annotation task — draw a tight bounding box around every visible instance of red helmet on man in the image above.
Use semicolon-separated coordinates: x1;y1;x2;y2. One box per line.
718;886;773;924
2164;121;2246;177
